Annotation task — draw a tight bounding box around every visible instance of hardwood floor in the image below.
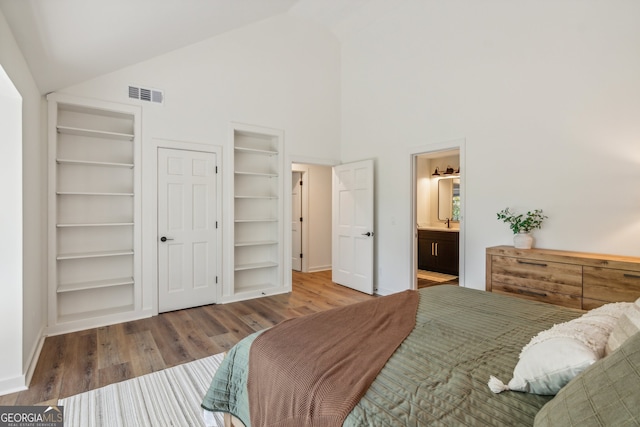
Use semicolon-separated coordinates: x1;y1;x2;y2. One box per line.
417;277;459;288
0;270;375;406
416;269;458;289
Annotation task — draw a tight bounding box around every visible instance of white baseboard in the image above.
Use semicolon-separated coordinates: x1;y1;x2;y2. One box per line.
0;326;46;396
374;286;394;296
0;375;27;397
46;309;154;337
24;327;46;387
219;288;290;304
307;265;331;273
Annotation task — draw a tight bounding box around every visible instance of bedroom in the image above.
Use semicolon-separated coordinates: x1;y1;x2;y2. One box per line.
1;0;639;415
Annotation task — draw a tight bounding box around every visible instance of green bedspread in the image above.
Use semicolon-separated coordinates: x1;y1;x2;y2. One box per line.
202;285;583;427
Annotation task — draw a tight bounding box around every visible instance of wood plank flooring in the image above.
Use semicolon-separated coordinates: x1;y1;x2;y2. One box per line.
417;277;459;288
0;270;375;406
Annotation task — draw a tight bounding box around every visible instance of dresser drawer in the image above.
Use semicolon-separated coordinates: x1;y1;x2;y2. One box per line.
583;267;640;309
490;255;582;308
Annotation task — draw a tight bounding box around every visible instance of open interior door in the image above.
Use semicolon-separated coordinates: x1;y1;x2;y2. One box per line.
332;159;374;294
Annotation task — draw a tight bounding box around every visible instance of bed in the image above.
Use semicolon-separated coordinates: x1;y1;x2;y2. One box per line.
201;285;640;427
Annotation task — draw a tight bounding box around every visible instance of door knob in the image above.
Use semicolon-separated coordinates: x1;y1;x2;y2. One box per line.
362;232;373;237
160;236;174;242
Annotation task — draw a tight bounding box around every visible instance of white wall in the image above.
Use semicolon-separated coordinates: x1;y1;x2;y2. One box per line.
0;65;23;394
0;8;45;394
416;157;431;227
60;14;341;310
306;164;332;271
341;1;640;292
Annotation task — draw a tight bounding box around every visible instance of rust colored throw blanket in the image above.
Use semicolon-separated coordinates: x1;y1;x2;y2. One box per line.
247;290;419;427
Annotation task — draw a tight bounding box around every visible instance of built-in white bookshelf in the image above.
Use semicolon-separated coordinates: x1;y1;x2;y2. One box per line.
230;124;287;300
47;94;142;334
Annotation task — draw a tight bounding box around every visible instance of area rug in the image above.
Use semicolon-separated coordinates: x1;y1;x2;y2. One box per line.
417;270;457;282
59;353;224;427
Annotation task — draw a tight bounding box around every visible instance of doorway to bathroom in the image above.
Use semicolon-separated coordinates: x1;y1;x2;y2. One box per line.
410;140;465;290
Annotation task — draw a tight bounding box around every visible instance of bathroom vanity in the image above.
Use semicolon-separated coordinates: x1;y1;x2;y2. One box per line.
418;229;459;275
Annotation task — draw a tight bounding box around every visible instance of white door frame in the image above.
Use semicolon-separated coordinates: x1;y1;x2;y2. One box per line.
409;138;466;289
291;169;305;272
149;138;222;314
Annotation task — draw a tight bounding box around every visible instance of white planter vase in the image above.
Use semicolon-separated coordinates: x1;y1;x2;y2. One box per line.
513;232;533;249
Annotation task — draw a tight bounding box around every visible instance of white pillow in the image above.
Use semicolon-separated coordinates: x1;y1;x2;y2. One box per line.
489;302;631;396
605;297;640;355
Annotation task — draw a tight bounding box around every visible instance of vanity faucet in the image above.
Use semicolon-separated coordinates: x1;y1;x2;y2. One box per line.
445;218;450;228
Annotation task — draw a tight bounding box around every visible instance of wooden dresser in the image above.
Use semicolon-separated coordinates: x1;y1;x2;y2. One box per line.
486;246;640;309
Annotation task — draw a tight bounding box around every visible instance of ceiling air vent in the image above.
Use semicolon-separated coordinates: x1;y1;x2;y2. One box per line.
128;85;164;105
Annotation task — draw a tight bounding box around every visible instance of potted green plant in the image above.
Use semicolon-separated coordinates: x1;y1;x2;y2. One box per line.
497;208;547;249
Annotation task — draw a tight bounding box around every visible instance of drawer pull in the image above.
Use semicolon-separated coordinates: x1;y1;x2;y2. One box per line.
624;273;640;280
517;260;547;267
516;288;547;298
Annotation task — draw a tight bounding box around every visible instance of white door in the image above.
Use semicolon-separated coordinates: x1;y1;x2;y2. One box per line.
158;148;218;312
292;171;303;271
332;159;374;294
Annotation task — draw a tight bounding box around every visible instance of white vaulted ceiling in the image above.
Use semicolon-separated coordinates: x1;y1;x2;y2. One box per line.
0;0;401;94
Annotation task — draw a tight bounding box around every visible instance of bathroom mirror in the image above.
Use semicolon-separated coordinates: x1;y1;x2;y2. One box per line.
438;178;460;222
